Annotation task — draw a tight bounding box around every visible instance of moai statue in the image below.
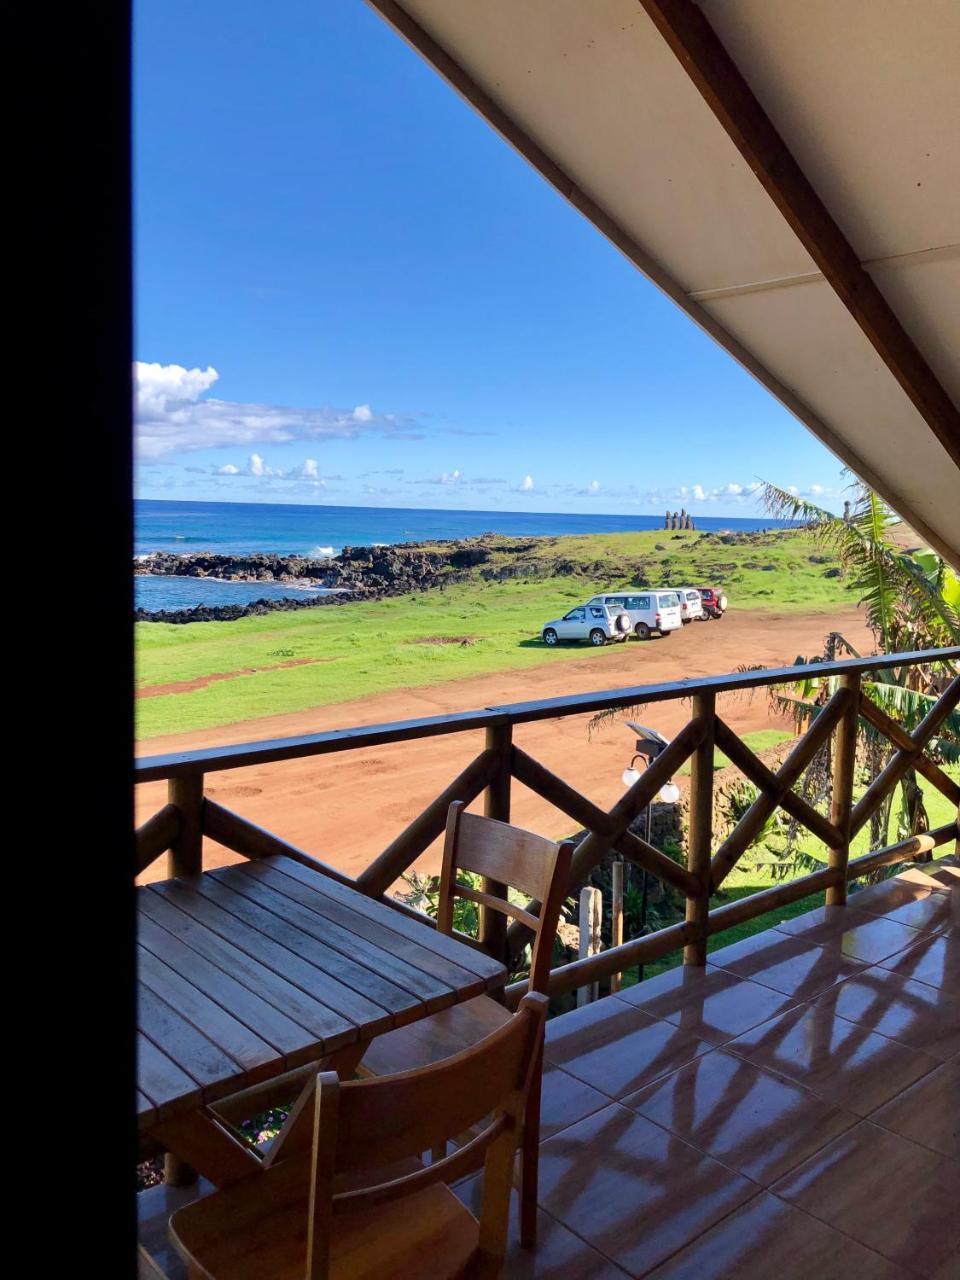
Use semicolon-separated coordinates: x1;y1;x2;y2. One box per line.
665;510;671;530
689;518;696;531
685;513;692;530
671;511;678;530
679;508;687;530
843;500;852;523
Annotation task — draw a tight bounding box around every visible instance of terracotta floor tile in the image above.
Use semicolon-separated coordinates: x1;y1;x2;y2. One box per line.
708;931;866;1000
623;1048;856;1186
895;866;954;891
539;1064;610;1141
614;965;798;1045
851;877;954;933
870;1059;960;1159
726;1001;936;1115
925;862;959;889
878;931;959;989
773;904;923;962
773;1121;960;1276
812;968;960;1060
537;1103;756;1278
454;1176;631;1279
545;997;712;1099
645;1191;904;1280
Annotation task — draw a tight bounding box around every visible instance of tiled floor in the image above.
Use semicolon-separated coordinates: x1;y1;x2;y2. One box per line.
138;859;960;1279
524;860;959;1278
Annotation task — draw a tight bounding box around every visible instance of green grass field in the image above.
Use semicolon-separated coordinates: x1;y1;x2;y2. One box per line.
136;528;856;738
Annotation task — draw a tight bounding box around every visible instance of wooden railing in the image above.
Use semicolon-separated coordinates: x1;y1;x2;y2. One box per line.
136;648;960;999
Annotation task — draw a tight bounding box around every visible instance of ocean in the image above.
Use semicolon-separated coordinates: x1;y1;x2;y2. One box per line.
134;499;790;613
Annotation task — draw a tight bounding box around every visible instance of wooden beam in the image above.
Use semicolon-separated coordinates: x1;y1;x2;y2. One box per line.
136;648;960;779
202;800;356;887
637;0;960;464
135;803;181;876
685;692;715;965
846;820;957;880
827;673;861;906
850;675;960;836
707;865;843;935
481;724;512;962
711;687;851;888
167;776;203;878
510;746;698;897
504;718;704;964
713;718;842;848
857;694;960;805
356;748;500;898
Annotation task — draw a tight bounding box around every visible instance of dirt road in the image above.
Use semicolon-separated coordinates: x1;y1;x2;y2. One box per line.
136;606;871;884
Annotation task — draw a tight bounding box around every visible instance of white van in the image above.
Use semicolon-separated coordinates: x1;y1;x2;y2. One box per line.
586;591;683;640
674;587;706;623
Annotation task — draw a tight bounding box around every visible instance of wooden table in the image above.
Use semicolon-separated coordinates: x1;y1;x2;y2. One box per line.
137;855;506;1154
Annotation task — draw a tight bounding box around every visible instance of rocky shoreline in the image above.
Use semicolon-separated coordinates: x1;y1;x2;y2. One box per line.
134;529;798;623
134;540;495;622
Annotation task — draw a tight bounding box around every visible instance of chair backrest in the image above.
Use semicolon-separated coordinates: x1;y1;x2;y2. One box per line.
436;800;573;992
305;991;548;1279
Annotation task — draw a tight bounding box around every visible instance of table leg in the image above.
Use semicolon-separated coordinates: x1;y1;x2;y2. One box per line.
154;1111;261;1189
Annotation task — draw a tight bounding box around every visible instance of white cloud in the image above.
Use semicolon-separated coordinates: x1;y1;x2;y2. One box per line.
216;463;240;475
134;361;407;460
519;475;534;492
414;468;463;486
290;458;321;481
691;484;706;501
587;480;601;495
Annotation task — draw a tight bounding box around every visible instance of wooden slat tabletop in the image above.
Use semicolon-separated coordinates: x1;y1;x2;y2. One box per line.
137;855;506;1130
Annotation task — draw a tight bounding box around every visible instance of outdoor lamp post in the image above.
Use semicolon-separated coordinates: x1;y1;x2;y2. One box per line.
621;722;680;980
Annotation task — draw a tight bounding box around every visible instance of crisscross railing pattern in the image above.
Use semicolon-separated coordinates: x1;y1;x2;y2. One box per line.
135;648;959;998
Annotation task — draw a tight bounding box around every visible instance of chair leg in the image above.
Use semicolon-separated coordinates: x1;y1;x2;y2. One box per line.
519;1041;543;1247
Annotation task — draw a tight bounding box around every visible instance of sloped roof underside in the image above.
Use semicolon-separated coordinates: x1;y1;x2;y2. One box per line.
367;0;960;566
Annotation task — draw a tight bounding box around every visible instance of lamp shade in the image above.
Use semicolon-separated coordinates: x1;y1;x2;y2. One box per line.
621;767;641;787
658;780;681;805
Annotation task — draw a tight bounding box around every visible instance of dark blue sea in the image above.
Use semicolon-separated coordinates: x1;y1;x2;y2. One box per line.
134;499;790;613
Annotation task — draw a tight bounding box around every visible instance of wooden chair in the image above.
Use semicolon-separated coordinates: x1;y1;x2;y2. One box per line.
168;992;548;1280
360;800;572;1244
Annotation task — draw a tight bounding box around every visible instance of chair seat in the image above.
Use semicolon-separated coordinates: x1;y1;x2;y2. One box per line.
361;996;514;1076
169;1158;479;1280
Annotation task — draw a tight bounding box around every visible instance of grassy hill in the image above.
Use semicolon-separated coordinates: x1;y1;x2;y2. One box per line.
136;527;856;738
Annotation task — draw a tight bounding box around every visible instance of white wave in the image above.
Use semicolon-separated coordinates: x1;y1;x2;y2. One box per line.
307;545;336;558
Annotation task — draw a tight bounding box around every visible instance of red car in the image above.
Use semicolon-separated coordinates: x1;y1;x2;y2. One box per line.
697;587;728;619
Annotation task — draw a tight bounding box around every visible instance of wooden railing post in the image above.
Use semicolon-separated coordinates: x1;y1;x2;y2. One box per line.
481;724;512;964
685;693;715;966
827;673;860;905
167;774;204;879
609;860;624;993
164;773;204;1189
577;886;602;1006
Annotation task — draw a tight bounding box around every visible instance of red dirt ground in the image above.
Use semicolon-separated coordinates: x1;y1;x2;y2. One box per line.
136;605;872;886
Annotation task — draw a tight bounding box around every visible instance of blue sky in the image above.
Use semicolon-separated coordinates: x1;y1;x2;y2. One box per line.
134;0;846;516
